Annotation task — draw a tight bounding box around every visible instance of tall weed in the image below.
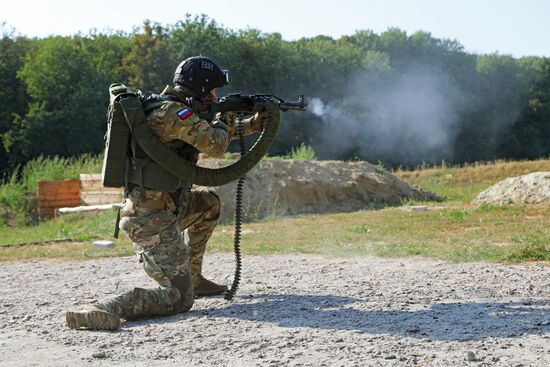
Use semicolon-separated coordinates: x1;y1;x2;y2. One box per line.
288;144;317;160
0;155;103;226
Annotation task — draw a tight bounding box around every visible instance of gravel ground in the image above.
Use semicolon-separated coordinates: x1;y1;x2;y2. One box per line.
0;253;549;366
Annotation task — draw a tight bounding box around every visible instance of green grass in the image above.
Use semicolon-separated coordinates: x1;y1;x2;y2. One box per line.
288;144;317;160
266;144;317;161
0;210;117;246
0;155;102;226
1;203;549;263
1;157;549;264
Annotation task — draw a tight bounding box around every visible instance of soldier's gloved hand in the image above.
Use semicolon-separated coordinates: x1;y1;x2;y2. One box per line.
211;119;230;132
217;112;236;132
250;111;269;132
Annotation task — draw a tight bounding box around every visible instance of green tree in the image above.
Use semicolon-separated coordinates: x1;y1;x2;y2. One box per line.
3;34;128;168
0;29;30;175
119;21;175;91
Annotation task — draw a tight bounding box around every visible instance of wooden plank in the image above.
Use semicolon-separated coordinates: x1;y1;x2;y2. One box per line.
79;174;102;187
81;190;123;196
37;176;123;219
58;203;122;215
37;183;80;198
80;194;123;201
38;199;82;208
38;195;81;203
37;207;56;220
80;179;104;186
37;190;80;199
79;173;123;206
38;197;81;205
38;190;81;197
37;180;80;191
38;183;81;192
38;196;80;206
81;198;123;206
37;184;81;192
79;174;102;181
37;179;82;220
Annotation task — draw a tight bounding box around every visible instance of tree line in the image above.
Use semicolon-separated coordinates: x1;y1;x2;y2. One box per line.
1;15;549;176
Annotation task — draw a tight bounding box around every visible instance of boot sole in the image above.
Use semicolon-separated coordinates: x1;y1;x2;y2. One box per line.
66;309;120;331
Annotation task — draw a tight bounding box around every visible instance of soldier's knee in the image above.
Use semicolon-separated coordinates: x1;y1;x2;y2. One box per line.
205;189;221;220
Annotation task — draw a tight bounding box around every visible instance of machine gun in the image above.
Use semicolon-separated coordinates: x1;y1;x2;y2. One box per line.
188;93;307;301
188;93;308;116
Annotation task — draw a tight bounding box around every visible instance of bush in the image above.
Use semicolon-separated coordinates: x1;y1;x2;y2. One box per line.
19;154;102;191
288;144;317;160
0;155;103;227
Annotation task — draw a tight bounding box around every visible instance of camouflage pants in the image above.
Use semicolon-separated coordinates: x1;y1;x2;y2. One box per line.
96;186;221;319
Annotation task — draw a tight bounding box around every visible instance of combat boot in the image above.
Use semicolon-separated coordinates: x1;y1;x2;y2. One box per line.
194;275;227;297
65;306;120;331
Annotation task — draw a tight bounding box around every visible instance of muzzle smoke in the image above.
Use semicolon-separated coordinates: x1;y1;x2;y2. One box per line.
309;67;468;165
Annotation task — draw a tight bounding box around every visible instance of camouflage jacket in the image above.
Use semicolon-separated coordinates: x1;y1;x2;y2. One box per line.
146;85;262;159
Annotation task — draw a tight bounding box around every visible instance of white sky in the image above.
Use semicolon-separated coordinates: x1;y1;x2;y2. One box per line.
1;0;548;57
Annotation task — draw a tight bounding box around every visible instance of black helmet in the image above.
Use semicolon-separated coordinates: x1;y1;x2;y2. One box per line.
173;56;229;97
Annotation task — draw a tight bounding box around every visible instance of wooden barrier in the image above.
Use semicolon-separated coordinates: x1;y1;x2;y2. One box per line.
80;174;124;206
37;180;81;220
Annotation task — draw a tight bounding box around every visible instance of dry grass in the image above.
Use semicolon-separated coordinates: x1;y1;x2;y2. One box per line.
1;159;549;263
394;159;550;202
396;159;550;184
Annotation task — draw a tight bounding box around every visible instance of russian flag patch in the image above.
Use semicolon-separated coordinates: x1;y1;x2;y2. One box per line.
177;108;193;120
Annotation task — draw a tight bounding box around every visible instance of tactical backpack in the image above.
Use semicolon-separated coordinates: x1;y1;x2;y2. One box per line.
102;83;133;189
102;83;185;193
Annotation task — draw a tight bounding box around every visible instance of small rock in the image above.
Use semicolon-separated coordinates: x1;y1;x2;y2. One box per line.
406;326;420;333
92;352;108;359
466;351;478;361
384;355;397;360
92;240;115;249
410;205;428;212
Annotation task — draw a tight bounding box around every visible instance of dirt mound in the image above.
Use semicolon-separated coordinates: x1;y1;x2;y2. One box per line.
473;171;550;206
198;159;440;222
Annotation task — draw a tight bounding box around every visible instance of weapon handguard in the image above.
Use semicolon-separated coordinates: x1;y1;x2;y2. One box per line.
119;97;280;187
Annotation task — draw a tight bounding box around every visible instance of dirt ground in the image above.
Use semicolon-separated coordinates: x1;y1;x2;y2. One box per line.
0;253;548;366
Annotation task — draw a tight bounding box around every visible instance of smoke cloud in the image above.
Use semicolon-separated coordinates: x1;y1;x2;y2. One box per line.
310;66;468;165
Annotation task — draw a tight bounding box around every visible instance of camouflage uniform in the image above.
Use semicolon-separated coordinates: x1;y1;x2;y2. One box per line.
74;85;263;325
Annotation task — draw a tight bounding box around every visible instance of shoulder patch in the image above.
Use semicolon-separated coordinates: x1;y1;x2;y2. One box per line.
176;108;193;120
